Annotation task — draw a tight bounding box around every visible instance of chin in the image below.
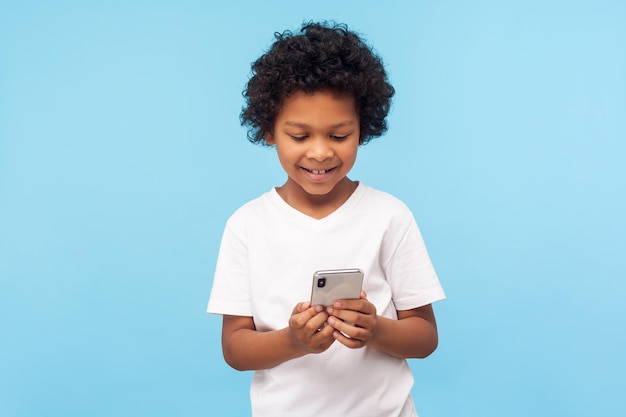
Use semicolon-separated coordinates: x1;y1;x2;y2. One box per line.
300;184;338;196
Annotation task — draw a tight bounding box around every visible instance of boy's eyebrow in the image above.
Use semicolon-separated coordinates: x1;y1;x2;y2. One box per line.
284;121;356;129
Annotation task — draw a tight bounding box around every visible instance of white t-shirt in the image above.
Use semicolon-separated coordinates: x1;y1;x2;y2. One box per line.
208;183;445;417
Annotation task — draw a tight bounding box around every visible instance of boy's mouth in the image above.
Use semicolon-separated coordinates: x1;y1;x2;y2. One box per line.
302;167;336;175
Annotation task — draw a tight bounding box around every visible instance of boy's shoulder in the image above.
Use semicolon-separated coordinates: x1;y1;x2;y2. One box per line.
359;184;413;215
227;188;275;219
217;190;274;240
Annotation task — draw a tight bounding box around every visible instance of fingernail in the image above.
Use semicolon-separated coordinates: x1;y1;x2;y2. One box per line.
333;301;342;308
315;305;323;313
328;317;336;325
326;306;333;314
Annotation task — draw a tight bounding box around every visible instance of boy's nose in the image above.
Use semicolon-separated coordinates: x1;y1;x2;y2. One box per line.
306;137;334;161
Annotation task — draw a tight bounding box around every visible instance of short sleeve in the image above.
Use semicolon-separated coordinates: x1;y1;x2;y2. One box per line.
207;220;253;316
385;215;445;311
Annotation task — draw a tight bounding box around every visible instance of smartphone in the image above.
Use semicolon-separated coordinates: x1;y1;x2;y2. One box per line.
310;268;364;307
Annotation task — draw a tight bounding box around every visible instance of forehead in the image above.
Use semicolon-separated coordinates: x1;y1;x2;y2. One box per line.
276;90;358;124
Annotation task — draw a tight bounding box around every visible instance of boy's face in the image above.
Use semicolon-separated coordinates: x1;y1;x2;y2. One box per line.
265;90;360;208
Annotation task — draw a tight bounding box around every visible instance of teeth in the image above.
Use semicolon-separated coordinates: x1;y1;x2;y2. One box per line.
309;169;330;175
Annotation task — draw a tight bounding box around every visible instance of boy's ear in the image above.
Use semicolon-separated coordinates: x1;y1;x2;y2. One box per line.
264;131;275;145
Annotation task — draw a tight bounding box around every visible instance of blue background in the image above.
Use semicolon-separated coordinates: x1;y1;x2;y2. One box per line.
1;1;624;416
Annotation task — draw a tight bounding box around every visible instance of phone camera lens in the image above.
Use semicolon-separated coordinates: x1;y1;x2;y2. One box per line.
317;277;326;288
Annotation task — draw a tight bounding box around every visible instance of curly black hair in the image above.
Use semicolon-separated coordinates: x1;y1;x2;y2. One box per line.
240;21;395;145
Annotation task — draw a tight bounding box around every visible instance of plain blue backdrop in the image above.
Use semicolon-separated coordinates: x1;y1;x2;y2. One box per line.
1;1;624;416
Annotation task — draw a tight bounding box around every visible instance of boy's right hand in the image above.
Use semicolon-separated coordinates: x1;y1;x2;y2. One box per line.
288;301;335;354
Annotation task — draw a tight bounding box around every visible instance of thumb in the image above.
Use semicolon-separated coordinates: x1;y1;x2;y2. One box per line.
292;301;312;314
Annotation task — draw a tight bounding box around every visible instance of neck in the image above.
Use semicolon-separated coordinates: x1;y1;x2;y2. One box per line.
276;178;358;219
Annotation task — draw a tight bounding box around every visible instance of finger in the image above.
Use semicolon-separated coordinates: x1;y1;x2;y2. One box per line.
327;314;369;338
327;315;350;334
360;290;367;299
328;299;375;315
313;320;336;339
306;315;336;350
328;309;361;327
310;330;336;352
291;304;324;328
332;328;365;349
305;310;331;332
292;301;312;315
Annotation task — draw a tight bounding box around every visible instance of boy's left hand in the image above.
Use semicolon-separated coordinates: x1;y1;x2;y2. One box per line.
325;291;378;349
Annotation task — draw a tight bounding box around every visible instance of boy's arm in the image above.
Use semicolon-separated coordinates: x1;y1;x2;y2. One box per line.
327;298;438;359
221;302;336;371
369;304;439;358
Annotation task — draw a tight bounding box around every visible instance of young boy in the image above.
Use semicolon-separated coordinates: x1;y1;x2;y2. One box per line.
207;21;445;417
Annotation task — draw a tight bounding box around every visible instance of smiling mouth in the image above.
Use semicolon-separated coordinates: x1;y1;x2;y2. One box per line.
302;167;336;175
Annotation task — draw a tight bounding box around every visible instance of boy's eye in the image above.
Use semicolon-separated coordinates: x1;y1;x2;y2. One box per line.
289;134;308;141
330;134;350;141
